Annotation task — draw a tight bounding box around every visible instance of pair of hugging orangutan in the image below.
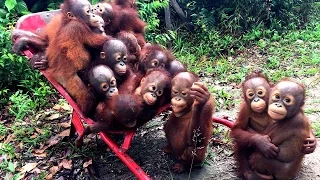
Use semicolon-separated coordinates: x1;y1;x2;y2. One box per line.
231;71;317;179
11;0;316;177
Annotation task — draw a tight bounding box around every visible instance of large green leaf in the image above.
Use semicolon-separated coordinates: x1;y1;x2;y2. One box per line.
16;0;29;15
4;0;17;11
0;8;7;18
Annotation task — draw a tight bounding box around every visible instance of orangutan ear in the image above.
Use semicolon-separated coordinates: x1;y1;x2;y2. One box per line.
141;77;145;84
67;12;76;20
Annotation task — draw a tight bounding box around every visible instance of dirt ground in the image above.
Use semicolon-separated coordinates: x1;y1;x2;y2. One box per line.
58;74;320;180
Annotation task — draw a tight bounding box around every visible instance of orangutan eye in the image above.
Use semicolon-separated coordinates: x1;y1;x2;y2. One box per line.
156;90;163;96
257;91;263;95
151;60;159;67
100;82;109;91
123;56;127;62
249;92;254;97
284;98;291;103
110;80;116;86
172;90;178;95
116;56;121;61
275;94;280;99
149;85;156;91
181;92;187;96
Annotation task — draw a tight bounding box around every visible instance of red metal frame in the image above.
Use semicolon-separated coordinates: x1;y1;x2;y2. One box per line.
213;116;234;128
13;10;234;180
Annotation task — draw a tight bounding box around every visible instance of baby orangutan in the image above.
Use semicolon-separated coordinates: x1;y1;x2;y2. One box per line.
163;72;214;173
230;72;278;179
249;80;312;179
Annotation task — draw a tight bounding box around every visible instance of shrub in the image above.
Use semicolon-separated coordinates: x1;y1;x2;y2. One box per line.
180;0;320;34
136;0;170;44
0;1;54;115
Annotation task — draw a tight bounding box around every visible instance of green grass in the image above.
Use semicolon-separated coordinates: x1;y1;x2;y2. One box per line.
170;23;320;103
305;108;320;114
311;121;320;138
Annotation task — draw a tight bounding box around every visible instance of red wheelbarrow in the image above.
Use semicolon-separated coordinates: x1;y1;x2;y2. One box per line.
12;10;234;180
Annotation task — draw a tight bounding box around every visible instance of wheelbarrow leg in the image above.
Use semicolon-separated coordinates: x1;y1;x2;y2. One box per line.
212;116;234;128
121;130;135;152
100;132;151;180
69;123;76;140
70;111;86;147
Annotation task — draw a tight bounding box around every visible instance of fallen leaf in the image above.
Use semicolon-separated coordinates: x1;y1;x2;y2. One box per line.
20;162;38;174
4;134;16;143
46;174;53;180
49;166;60;175
33;135;63;154
59;159;72;170
59;122;71;128
34;148;46;154
58;129;70;137
31;167;41;174
53;104;62;110
35;127;45;134
25;117;31;123
229;82;237;87
46;114;60;120
19;142;24;149
15;142;24;153
38;143;45;149
44;111;51;115
33;152;47;158
35;113;42;120
0;153;10;162
46;134;62;147
15;122;28;126
30;133;38;139
83;158;92;168
61;103;72;111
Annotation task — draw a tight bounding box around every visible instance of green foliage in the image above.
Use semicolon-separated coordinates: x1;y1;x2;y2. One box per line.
4;0;17;11
0;2;54;121
0;143;15;159
2;0;28;14
0;143;20;178
0;123;8;137
11;124;52;148
9;91;36;121
181;0;320;35
311;120;320;137
136;0;170;44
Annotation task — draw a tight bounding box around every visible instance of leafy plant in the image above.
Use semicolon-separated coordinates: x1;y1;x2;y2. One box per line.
0;123;7;137
8;91;36;121
0;1;54;120
136;0;169;44
0;143;15;159
311;121;320;137
179;0;320;36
